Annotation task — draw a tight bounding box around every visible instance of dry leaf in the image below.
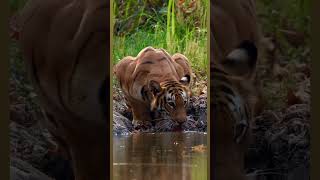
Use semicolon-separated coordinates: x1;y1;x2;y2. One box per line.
191;144;206;153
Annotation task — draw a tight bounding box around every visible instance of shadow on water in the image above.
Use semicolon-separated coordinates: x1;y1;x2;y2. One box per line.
113;132;207;180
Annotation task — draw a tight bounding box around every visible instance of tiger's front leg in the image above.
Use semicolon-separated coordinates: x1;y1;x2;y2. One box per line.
129;101;153;131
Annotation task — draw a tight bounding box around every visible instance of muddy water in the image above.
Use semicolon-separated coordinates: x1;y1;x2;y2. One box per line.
113;132;207;180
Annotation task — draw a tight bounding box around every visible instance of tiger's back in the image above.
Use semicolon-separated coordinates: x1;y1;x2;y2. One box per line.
211;0;260;62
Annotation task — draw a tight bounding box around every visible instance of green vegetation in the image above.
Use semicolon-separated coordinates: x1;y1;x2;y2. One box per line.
112;0;208;79
257;0;310;33
257;0;310;59
9;0;27;13
256;0;311;110
9;0;31;99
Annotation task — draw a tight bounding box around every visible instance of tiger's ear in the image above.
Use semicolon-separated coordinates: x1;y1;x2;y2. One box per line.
221;40;258;77
149;80;162;96
179;74;191;85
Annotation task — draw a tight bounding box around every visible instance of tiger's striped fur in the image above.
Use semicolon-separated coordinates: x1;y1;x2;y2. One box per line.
149;80;190;123
212;41;260;180
212;65;251;144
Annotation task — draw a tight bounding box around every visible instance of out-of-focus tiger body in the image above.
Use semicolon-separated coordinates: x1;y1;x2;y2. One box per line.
114;47;192;128
212;42;260;180
211;0;260;62
211;0;263;180
18;0;109;179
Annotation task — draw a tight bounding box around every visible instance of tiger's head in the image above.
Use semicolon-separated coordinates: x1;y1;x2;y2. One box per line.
147;75;191;124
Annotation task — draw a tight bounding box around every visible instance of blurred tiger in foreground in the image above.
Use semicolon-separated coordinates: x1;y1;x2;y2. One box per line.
212;41;260;180
18;0;109;179
211;0;264;180
114;47;192;129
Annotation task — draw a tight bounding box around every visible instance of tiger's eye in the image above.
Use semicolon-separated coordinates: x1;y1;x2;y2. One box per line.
168;102;175;107
184;100;188;106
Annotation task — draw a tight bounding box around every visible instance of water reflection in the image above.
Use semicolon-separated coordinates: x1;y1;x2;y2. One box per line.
113;132;207;180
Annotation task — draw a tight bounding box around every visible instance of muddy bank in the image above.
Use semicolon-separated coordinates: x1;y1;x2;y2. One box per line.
246;104;310;179
113;92;208;134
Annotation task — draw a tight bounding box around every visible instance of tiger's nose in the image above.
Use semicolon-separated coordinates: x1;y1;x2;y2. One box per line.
175;117;186;125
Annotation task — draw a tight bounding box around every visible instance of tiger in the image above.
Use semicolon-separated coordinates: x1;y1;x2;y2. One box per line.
211;0;264;180
114;47;192;129
18;0;110;179
211;41;260;180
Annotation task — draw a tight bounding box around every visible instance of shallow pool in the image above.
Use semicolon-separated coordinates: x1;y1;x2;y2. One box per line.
113;132;208;180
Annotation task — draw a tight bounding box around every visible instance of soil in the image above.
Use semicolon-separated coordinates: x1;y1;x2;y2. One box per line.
113;90;208;134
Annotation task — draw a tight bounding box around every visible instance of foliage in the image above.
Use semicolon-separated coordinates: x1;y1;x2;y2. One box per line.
9;0;27;13
256;0;311;49
256;0;311;110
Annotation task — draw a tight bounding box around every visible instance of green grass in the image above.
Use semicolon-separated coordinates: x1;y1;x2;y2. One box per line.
256;0;311;50
112;0;208;79
9;0;27;13
256;0;311;110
